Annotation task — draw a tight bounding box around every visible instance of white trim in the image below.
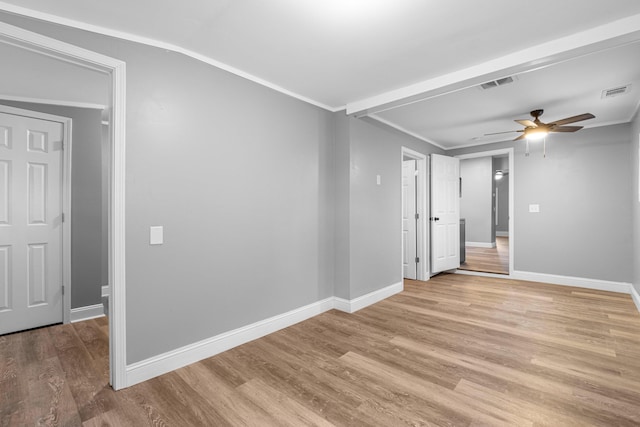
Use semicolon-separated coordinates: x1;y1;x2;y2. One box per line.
70;303;105;322
455;269;509;279
466;241;496;248
401;147;429;281
374;115;446;150
0;2;340;113
496;231;509;237
0;21;128;391
334;282;404;314
0;105;73;325
125;297;335;387
102;285;110;297
456;148;514;276
0;94;106;110
511;270;632;294
347;13;640;115
631;285;640;313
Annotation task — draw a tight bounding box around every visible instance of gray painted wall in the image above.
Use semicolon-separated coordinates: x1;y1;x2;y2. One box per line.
0;100;104;309
333;113;351;299
339;118;444;299
450;124;633;283
460;157;494;245
631;112;640;296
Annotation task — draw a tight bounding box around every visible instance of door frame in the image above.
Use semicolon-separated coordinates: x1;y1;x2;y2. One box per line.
0;22;128;390
0;104;73;324
401;147;429;281
455;147;514;276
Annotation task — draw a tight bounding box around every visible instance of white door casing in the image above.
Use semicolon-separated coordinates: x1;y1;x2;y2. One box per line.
0;21;127;390
430;153;460;273
0;111;64;335
402;159;417;279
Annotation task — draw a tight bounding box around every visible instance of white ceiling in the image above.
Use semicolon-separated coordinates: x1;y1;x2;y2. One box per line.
2;0;640;149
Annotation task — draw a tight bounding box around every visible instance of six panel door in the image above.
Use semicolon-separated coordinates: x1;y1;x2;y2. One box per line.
0;111;64;335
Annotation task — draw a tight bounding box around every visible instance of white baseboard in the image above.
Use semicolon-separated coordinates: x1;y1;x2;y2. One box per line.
455;269;510;279
333;281;403;314
125;281;403;388
70;303;105;323
511;270;632;294
466;241;496;248
126;296;335;387
496;231;509;237
631;285;640;313
102;285;110;297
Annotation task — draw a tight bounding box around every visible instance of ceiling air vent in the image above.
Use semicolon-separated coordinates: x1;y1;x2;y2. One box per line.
601;84;631;98
480;76;516;90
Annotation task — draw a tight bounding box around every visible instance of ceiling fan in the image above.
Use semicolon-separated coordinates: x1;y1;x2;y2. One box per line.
486;109;595;141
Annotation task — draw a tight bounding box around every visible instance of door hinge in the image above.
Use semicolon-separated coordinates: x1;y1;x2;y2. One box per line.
415;213;419;220
415;257;420;263
62;212;65;223
62;286;65;295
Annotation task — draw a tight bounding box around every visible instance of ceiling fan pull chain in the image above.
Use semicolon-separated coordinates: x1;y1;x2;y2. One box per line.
525;139;530;156
543;137;546;158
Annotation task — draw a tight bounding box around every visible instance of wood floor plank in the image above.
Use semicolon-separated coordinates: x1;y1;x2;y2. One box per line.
2;272;640;426
339;351;533;426
175;362;278;426
237;378;335;427
459;236;509;274
49;325;117;423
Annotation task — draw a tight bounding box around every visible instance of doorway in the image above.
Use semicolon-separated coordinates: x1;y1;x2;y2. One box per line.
401;147;428;281
456;148;514;276
0;22;127;389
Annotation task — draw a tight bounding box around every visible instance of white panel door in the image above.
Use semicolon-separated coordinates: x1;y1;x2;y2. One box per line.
0;112;64;335
430;153;460;273
402;160;417;279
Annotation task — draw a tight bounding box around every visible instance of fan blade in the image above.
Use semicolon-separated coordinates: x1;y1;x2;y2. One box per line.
548;113;594;126
551;126;583;133
514;134;526;141
484;130;522;136
515;119;537;127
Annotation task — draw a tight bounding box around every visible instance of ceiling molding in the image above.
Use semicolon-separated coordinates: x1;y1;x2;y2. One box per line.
0;2;343;112
369;114;446;150
347;13;640;116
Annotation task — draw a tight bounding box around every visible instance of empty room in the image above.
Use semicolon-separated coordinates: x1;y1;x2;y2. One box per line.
1;1;640;425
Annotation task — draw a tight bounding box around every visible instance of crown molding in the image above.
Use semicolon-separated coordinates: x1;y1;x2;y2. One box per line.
0;2;342;112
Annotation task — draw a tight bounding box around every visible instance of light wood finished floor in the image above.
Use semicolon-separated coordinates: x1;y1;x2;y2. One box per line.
2;274;640;426
460;236;509;275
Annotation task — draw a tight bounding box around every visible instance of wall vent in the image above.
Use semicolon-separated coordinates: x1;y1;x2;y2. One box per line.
601;84;631;98
480;76;516;90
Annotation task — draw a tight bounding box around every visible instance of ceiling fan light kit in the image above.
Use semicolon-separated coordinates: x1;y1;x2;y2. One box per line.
487;109;595;157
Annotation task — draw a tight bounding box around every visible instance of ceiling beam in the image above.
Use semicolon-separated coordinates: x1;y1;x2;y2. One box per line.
346;13;640;117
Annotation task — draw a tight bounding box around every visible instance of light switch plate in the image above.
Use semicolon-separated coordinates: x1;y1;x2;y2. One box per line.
376;175;381;185
150;226;163;245
529;204;540;213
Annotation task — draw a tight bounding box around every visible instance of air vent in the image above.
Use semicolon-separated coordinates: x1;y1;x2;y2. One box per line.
480;76;516;90
602;84;631;98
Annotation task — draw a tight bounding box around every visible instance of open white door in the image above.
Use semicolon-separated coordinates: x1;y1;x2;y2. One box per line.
0;111;65;334
430;153;460;273
402;160;417;279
